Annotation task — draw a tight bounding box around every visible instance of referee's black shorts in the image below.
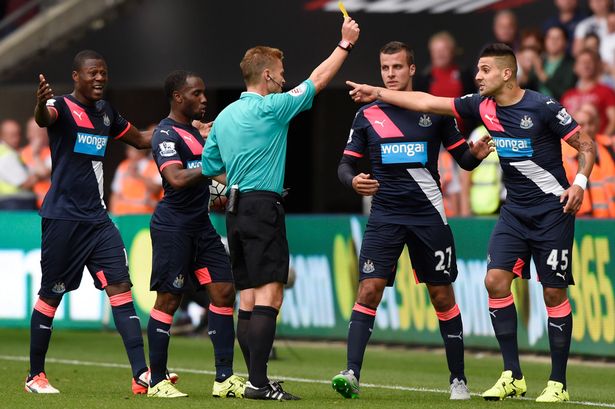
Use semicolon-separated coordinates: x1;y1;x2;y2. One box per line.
226;191;289;290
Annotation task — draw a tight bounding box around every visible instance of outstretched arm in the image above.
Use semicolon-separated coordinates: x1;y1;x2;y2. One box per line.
346;81;454;116
121;126;152;150
561;130;596;214
34;74;57;127
309;17;360;93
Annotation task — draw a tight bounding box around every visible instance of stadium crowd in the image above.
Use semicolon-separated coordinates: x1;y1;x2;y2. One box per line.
2;0;614;217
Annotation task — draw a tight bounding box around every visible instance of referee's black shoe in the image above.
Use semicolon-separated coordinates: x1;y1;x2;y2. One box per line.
244;381;300;400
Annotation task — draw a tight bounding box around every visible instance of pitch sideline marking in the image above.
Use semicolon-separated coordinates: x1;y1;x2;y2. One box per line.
2;354;614;408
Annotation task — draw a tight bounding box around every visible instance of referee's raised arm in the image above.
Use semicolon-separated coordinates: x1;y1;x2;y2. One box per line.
309;16;360;93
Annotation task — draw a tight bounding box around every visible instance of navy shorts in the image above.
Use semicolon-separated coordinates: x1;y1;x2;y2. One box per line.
487;203;575;288
359;222;458;286
39;218;130;297
150;223;233;294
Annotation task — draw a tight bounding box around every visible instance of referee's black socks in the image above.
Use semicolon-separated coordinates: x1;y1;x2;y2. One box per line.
248;305;279;387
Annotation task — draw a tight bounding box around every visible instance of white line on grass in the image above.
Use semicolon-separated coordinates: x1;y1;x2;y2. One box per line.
2;354;614;408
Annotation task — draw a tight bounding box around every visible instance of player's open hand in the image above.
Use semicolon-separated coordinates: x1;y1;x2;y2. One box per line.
347;81;379;104
37;74;54;106
192;120;213;140
341;17;360;45
560;184;584;214
468;134;495;160
352;173;379;196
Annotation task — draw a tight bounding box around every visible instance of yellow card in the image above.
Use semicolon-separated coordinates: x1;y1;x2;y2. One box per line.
338;0;349;18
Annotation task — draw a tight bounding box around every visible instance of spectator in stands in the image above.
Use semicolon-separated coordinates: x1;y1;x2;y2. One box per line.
525;25;577;100
600;12;615;77
20;117;51;209
415;31;475;98
438;148;462;217
493;10;519;50
543;0;586;49
520;28;544;54
583;32;602;54
0;119;37;209
414;31;476;217
573;0;612;57
561;48;615;135
109;144;162;215
517;46;542;88
562;104;615;217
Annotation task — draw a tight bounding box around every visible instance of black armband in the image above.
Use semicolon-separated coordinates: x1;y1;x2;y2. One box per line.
338;155;358;188
455;148;482;171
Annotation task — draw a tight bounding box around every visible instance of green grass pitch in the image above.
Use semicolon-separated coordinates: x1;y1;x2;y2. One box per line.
1;328;614;408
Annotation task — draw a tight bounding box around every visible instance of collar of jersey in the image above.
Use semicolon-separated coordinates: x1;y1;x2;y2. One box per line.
66;94;99;111
241;91;265;99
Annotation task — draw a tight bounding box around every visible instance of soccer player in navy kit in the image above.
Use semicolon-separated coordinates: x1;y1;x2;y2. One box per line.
147;70;243;398
347;43;596;402
28;50;152;394
332;42;493;401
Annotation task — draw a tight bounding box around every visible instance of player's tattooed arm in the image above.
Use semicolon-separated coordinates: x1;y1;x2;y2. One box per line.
561;130;596;213
565;131;596;178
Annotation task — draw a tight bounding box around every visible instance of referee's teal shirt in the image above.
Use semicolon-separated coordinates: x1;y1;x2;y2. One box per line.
202;79;316;194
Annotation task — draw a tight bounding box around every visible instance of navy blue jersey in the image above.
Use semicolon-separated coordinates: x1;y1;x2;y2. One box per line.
343;101;465;225
453;90;580;207
151;118;210;232
40;95;130;221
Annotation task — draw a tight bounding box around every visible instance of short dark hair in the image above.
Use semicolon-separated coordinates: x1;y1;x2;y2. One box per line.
72;50;105;71
546;24;569;42
479;43;517;75
380;41;414;65
164;70;198;102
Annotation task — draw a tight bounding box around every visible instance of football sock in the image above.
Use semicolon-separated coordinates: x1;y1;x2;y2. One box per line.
236;309;252;373
489;294;522;379
247;305;278;388
208;305;235;382
546;299;572;388
109;292;147;379
436;304;466;384
347;303;376;381
29;298;58;378
148;308;173;386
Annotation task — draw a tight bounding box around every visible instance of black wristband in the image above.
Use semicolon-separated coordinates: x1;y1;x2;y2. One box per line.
338;40;353;52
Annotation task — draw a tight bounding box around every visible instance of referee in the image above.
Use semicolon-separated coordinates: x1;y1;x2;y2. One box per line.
202;16;360;400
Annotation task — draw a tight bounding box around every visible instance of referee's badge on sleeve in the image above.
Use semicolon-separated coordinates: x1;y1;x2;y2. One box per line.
288;83;307;97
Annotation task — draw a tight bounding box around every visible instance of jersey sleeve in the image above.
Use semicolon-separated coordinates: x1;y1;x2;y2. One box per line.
109;105;131;140
45;97;62;122
342;110;369;158
452;93;482;123
152;129;183;172
440;116;467;152
202;124;225;176
268;79;317;124
542;98;580;141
